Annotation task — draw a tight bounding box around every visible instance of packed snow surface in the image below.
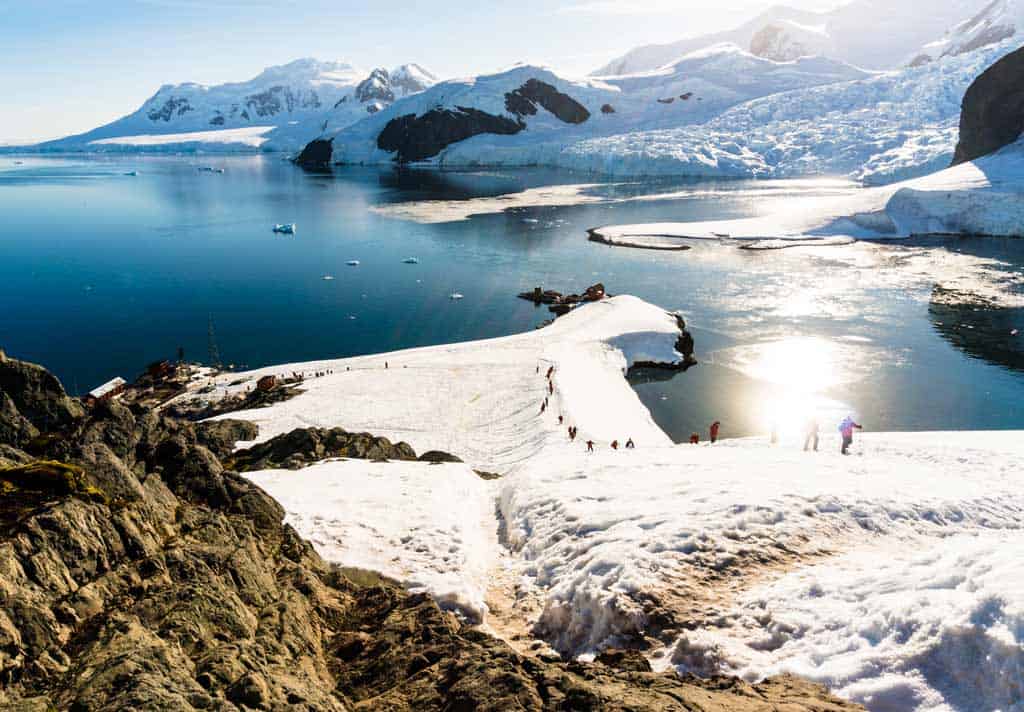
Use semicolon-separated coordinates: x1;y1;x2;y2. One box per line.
246;460;495;622
191;294;1024;712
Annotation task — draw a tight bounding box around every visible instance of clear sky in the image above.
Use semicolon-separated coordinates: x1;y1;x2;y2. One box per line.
0;0;843;142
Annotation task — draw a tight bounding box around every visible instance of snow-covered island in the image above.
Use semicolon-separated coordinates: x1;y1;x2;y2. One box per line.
167;294;1024;711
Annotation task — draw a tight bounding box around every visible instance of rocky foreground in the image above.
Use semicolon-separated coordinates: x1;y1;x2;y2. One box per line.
0;352;862;711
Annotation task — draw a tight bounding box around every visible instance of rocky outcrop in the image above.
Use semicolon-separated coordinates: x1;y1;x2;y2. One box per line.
504;79;590;124
194;418;259;460
601;103;616;114
377;107;523;163
517;283;607;317
952;45;1024;164
0;354;862;711
355;68;396;104
228;426;417;471
294;137;334;169
417;450;463;464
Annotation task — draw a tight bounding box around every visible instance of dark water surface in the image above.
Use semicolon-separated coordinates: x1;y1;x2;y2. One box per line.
2;155;1022;441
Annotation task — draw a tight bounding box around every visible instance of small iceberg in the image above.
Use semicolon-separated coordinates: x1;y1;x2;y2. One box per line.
322;275;335;281
198;166;225;174
273;223;296;234
402;257;419;264
124;170;139;176
347;260;361;266
522;218;539;224
450;292;464;300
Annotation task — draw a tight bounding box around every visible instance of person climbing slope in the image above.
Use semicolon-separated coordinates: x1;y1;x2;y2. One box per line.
586;440;595;453
838;416;862;455
804;418;820;452
709;421;721;444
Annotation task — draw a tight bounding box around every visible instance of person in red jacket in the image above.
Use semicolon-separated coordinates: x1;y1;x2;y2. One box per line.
839;416;862;455
709;421;721;444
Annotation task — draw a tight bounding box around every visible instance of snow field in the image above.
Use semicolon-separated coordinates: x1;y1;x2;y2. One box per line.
246;460;497;622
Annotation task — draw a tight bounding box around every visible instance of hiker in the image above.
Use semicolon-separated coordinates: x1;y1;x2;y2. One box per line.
536;365;539;374
540;401;546;414
586;440;595;452
568;426;575;440
709;421;721;444
558;415;564;425
611;440;619;450
625;438;635;449
547;366;554;379
689;433;699;444
549;381;554;396
803;418;820;452
385;361;388;369
839;416;862;455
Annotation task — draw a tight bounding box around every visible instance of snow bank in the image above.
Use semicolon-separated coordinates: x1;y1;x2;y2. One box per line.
88;126;276;150
701;531;1024;711
199;296;682;472
246;460;495;621
498;431;1024;656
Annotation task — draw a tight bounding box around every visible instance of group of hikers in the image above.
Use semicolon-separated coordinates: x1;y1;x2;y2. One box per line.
537;361;864;455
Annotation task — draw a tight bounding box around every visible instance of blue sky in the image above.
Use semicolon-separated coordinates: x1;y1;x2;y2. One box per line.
0;0;841;142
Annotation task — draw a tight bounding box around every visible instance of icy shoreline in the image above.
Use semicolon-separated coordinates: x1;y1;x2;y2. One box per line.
179;295;1024;712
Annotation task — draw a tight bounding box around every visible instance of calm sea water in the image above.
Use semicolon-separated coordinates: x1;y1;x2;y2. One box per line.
2;154;1022;441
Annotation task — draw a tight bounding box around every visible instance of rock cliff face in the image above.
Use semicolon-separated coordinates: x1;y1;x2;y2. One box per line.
0;354;863;711
952;45;1024;164
377;107;523;163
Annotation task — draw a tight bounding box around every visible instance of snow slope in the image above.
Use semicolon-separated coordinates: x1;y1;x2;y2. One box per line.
325;50;868;166
33;59;436;153
596;0;992;74
322;41;1017;184
912;0;1024;64
246;460;496;622
183;292;1024;712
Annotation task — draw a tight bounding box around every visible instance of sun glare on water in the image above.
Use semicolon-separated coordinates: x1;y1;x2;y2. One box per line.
725;336;857;441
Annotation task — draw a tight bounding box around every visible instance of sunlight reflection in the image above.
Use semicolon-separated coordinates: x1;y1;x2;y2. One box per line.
721;336;857;442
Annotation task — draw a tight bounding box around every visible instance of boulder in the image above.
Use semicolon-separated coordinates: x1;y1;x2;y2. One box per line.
952;46;1024;164
596;648;653;673
601;104;616;114
417;450;463;464
0;356;83;438
194;419;259;460
229;426;417;471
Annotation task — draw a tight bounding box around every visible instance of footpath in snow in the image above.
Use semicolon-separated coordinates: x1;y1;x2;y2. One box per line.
183;296;1024;712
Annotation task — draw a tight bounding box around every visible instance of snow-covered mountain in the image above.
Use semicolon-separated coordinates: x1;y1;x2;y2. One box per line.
314;47;867;167
595;0;992;74
35;59;437;152
309;39;1017;186
910;0;1024;65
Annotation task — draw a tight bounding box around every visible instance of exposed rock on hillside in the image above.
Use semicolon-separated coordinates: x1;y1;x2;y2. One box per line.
953;45;1024;164
294;137;334;169
504;78;591;124
0;353;862;710
377;107;522;162
228;426;417;471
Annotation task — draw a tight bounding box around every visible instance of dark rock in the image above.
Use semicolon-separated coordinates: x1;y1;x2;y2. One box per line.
582;283;606;302
194;419;259;460
504;79;590;124
417;450;463;464
953;45;1024;164
0;355;83;442
229;426;417;471
377;107;523;163
601;104;616;114
596;648;653;673
294;138;334;169
549;304;572;316
657;97;675;104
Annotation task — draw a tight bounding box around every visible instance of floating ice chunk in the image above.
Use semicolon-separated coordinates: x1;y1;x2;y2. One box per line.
273;223;296;234
321;275;334;281
124;170;139;176
449;293;464;300
402;257;420;264
522;218;539;224
347;260;360;266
